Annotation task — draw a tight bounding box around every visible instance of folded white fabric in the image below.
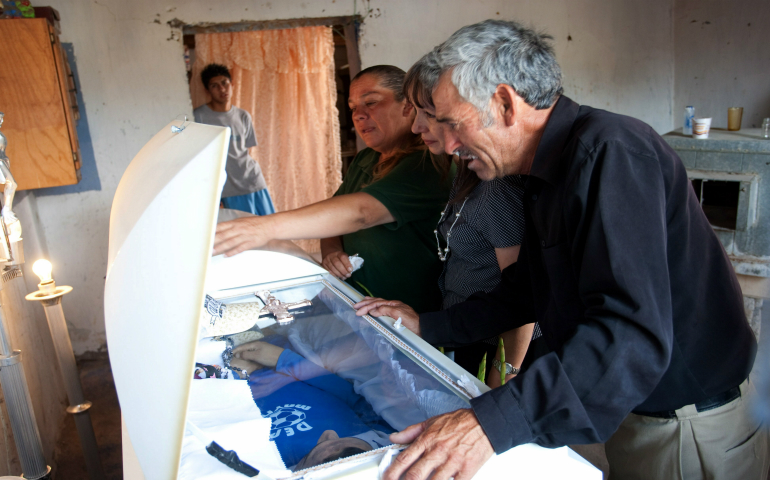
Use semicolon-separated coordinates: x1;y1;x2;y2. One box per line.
179;379;291;479
348;255;364;273
195;337;227;367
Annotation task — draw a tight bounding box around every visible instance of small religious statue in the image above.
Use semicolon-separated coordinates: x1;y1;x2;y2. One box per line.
254;290;312;325
0;113;21;259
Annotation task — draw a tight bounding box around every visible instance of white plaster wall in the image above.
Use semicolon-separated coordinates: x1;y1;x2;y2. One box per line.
35;0;674;354
674;0;770;130
359;0;674;133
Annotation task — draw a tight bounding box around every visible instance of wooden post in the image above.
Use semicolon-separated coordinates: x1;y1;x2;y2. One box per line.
343;21;366;153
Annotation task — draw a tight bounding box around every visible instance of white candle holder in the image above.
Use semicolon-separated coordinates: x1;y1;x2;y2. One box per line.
25;260;104;480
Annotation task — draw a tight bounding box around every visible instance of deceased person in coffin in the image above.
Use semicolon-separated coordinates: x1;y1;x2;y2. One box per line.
196;336;393;470
191;286;468;472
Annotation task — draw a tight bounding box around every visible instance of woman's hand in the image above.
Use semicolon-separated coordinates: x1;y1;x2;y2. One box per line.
353;297;421;336
322;250;354;279
215;193;395;258
213;216;275;257
233;341;284;368
486;369;516;389
485;325;533;388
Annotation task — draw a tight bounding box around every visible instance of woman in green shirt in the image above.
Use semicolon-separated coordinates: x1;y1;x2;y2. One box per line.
214;65;452;313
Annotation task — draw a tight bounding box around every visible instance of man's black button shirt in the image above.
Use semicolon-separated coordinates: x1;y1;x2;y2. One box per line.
420;95;756;451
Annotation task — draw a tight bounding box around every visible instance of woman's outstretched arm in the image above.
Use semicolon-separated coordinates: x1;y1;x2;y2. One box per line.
214;192;394;257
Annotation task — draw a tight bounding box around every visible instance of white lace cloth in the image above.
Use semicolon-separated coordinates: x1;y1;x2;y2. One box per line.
178;376;291;479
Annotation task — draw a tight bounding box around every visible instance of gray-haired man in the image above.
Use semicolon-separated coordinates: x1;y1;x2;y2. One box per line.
378;20;766;480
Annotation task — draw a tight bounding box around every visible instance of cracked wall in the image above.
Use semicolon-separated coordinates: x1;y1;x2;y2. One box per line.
25;0;674;355
674;0;770;130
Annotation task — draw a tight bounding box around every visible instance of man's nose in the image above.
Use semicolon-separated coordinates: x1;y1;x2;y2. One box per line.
443;132;461;155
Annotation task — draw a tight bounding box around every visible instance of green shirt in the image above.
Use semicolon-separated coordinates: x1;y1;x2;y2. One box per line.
334;148;453;313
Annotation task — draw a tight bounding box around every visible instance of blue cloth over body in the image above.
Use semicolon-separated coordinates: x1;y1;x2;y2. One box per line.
248;336;392;467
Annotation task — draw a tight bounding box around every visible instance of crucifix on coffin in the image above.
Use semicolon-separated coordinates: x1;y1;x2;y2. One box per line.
254;290;311;325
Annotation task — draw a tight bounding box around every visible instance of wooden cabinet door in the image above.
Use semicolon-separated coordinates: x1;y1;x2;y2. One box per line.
0;18;80;190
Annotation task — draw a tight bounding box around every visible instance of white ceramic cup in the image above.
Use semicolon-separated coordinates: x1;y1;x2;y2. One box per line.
692;117;712;139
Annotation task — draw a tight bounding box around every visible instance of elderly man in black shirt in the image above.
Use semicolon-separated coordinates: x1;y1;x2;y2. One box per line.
360;19;767;480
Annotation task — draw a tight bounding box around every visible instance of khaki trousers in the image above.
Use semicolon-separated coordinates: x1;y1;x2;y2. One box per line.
605;380;769;479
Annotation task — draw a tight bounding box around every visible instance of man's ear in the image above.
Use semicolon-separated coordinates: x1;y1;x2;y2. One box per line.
317;430;339;445
402;102;415;117
493;84;519;127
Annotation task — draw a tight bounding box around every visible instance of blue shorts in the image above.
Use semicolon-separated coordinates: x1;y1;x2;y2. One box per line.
221;189;276;216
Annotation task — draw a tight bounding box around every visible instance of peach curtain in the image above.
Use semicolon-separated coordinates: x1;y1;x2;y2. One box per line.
191;26;342;252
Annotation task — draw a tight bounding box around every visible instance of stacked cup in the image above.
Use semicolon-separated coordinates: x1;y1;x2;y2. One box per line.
693;117;712;139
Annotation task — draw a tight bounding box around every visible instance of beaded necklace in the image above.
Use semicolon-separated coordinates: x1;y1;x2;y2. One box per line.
434;197;469;261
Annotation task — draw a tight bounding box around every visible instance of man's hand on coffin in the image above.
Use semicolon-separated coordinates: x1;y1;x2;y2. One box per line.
383;408;493;480
233;341;284;368
322;250;354;279
353;297;420;336
213;216;274;257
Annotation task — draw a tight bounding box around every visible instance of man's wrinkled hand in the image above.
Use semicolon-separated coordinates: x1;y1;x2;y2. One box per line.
384;409;494;480
353;297;420;336
322;250;353;279
213;216;274;257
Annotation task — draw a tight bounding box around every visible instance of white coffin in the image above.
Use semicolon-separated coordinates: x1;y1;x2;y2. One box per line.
105;121;601;479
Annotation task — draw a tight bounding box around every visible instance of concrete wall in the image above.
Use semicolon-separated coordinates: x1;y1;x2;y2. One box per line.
674;0;770;130
28;0;674;356
359;0;675;133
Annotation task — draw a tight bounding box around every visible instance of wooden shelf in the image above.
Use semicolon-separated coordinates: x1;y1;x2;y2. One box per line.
0;18;81;190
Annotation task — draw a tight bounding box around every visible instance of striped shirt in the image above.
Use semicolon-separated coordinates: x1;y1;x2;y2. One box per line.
437;175;542;343
438;175;526;308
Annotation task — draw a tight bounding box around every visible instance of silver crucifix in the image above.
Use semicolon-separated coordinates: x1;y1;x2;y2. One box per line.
255;290;311;325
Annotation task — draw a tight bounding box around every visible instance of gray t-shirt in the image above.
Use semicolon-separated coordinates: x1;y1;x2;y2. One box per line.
193;104;267;197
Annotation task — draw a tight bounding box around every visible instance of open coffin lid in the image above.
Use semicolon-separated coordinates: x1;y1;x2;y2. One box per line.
105;119;236;479
105;121;601;479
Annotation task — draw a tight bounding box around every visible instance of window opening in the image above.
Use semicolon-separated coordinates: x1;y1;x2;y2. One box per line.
691;179;740;230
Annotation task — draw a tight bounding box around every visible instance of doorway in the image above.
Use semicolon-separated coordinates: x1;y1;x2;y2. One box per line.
183;16;361;176
182;16;362;253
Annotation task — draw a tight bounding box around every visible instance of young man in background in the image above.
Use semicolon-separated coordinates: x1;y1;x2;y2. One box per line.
194;63;275;215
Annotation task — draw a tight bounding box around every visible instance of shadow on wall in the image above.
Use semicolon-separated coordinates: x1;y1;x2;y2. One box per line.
36;43;101;197
758;92;770;128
